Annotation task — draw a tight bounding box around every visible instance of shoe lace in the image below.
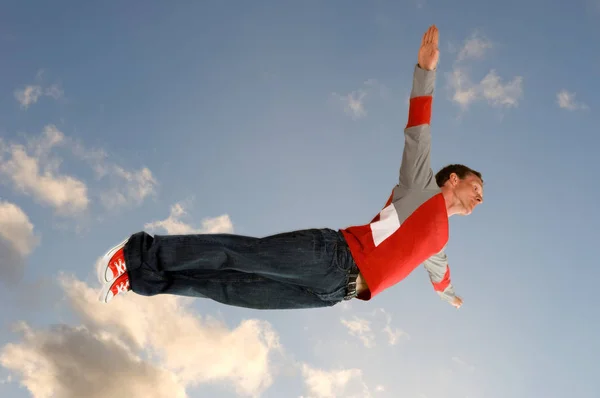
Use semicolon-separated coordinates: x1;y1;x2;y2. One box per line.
115;279;130;294
112;258;127;275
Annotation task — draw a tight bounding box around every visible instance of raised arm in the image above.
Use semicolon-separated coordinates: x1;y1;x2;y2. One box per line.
399;25;439;189
423;249;463;308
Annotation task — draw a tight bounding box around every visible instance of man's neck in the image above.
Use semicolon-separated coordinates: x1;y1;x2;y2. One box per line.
441;188;461;217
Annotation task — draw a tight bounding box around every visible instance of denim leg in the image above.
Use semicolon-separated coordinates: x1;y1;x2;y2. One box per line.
148;270;344;310
123;228;358;310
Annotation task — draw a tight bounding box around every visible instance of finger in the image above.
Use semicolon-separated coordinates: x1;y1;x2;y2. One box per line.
432;25;439;46
421;31;427;46
425;26;432;44
429;25;437;41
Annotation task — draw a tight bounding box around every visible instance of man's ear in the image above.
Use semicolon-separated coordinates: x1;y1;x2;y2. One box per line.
450;172;459;186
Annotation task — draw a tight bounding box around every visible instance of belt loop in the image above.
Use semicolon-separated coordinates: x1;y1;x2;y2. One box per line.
344;267;359;301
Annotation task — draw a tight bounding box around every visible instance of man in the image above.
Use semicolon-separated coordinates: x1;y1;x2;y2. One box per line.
97;25;483;310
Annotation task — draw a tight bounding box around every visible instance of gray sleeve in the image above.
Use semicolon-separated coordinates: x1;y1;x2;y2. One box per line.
399;64;437;189
423;248;457;305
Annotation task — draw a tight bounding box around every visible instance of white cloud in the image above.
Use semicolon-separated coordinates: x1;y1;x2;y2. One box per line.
300;364;372;398
0;322;188;398
378;308;409;345
447;68;478;108
144;202;233;235
446;31;523;110
69;140;109;176
30;124;65;156
64;275;280;396
0;124;158;215
199;214;234;233
99;166;157;209
0;201;38;257
479;70;523;108
341;316;375;348
341;308;409;348
334;90;367;119
1;273;283;398
0;126;90;216
14;81;64;109
456;31;492;62
332;79;386;120
14;85;43;109
44;83;64;100
0;201;39;283
447;68;523;110
556;89;588;110
67;138;158;210
67;138;158;209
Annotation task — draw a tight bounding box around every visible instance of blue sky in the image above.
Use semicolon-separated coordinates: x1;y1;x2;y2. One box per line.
0;0;599;397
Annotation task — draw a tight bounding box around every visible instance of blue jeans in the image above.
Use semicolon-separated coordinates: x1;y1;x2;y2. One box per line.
123;228;360;310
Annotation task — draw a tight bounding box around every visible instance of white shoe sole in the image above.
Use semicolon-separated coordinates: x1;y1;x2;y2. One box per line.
98;279;114;303
98;274;130;303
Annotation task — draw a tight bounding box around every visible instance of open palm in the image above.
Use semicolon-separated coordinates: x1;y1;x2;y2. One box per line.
418;25;439;71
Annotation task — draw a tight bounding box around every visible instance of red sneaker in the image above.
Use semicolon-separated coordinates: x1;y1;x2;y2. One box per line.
99;272;131;303
98;238;128;283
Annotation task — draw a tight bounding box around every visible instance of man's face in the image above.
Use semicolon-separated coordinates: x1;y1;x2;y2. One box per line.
453;173;484;215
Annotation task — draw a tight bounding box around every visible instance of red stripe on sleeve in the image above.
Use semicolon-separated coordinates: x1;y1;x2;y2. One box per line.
432;266;451;292
406;96;432;128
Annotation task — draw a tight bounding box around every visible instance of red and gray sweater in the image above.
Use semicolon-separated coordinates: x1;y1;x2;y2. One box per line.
340;64;457;305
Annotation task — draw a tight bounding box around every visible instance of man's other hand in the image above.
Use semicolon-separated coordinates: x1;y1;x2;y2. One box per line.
418;25;439;71
451;296;463;309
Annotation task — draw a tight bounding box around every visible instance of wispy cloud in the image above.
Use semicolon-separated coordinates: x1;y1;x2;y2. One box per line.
456;31;493;62
14;85;43;109
333;89;367;119
331;79;387;120
144;202;233;235
0;201;39;284
0;124;158;217
14;74;64;109
446;31;523;110
556;89;588;110
479;70;523;108
447;68;478;107
341;308;409;348
340;316;375;348
0;126;90;216
98;166;157;209
14;69;64;109
44;84;64;100
300;364;372;398
378;308;408;345
67;137;158;210
452;356;476;373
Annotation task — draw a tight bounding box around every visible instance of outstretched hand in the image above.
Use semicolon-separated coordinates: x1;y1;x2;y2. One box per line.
418;25;439;71
451;296;463;309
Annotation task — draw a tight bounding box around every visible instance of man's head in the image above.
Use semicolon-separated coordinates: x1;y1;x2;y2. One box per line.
435;164;484;216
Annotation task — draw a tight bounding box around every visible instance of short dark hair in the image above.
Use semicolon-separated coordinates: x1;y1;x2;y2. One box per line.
435;164;483;188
